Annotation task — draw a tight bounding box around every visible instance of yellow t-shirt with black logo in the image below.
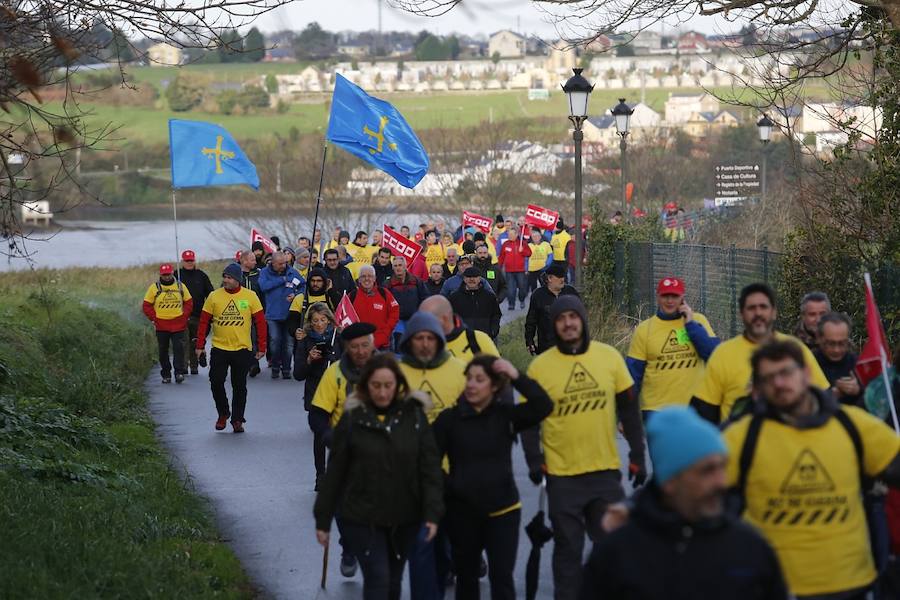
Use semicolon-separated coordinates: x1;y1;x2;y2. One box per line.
345;243;376;280
445;329;499;361
424;244;446;270
723;407;900;596
527;241;553;272
627;313;715;411
693;332;829;422
527;342;634;476
311;361;351;427
400;357;466;424
550;231;571;262
201;287;263;351
143;281;192;321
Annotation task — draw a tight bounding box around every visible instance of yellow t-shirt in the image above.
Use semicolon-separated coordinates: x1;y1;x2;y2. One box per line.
345;243;376;280
400;356;466;424
724;407;900;596
527;342;634;476
527;241;553;272
143;281;192;321
201;287;263;351
445;329;499;360
627;314;715;411
693;332;829;422
424;244;446;270
311;361;351;427
550;231;572;261
443;243;461;260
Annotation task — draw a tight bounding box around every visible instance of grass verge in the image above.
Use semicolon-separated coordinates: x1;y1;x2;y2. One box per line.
0;272;251;599
497;316;533;374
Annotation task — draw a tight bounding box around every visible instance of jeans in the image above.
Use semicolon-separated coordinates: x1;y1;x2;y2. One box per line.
209;348;252;422
446;504;520;600
184;316;200;370
547;470;625;600
505;271;528;308
266;318;293;374
156;330;185;377
341;520;418;600
408;522;451;600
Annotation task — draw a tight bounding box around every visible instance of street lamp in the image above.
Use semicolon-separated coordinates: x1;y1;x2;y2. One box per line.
756;113;774;200
611;98;634;217
562;67;594;289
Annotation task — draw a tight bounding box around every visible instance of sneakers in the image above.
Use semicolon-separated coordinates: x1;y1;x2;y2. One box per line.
162;376;172;384
249;363;261;378
281;371;291;380
520;301;527;310
340;553;358;578
175;374;185;384
271;370;280;379
231;420;244;433
198;352;207;368
190;368;199;375
215;416;228;430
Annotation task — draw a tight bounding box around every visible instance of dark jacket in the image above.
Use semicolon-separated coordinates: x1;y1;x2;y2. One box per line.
424;277;446;297
177;267;215;318
386;273;429;320
473;257;507;298
374;262;393;286
241;268;265;311
432;375;552;516
449;283;503;339
580;482;788;600
524;284;580;353
324;264;356;297
293;328;342;410
813;349;862;407
313;392;445;530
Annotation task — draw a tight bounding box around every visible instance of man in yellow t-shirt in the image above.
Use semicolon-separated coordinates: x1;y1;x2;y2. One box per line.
550;219;572;279
195;263;266;433
724;339;900;599
627;277;718;418
523;296;646;600
691;282;829;424
526;227;553;293
142;263;193;384
345;231;377;280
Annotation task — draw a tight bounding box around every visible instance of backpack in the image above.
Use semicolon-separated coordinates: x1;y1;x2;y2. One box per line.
155;281;185;301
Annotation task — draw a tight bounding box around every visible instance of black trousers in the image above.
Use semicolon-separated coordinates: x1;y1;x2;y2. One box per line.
527;270;543;293
341;520;418;600
209;347;252;422
156;330;186;377
184;316;200;370
447;503;520;600
547;470;624;600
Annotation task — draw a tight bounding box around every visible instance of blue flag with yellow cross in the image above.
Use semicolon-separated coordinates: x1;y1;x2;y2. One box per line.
168;119;259;190
326;74;429;189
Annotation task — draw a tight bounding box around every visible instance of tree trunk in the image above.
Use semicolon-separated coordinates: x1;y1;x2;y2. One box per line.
882;0;900;29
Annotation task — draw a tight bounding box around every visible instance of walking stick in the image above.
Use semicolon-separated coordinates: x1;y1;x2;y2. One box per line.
320;538;329;590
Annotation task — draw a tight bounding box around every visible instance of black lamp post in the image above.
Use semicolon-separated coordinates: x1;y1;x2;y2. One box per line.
756;114;774;200
562;68;594;289
611;98;634;217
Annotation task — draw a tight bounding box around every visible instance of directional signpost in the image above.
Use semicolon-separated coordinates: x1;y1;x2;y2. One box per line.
714;164;761;207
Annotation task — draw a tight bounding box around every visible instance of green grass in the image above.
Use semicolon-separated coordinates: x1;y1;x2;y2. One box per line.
0;268;251;599
126;62;314;89
497;316;533;374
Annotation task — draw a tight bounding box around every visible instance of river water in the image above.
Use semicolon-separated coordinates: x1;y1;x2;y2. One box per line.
2;213;444;272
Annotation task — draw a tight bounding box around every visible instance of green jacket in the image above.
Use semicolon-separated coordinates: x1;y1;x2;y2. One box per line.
313;392;445;531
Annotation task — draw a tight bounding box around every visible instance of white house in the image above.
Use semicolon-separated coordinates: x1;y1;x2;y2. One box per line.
147;42;182;67
664;92;721;124
489;30;526;58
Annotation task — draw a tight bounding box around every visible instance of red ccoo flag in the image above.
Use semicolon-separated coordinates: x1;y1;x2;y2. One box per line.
334;291;360;329
250;228;278;254
856;273;892;387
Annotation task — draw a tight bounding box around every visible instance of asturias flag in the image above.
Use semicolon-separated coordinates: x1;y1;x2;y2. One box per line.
326;74;429;189
169;119;259;190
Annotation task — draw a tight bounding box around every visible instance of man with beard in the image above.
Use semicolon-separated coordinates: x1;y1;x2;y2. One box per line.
473;243;507;299
143;263;193;384
581;406;788;600
286;267;337;337
322;248;356;298
240;250;266;377
690;283;828;424
176;250;213;375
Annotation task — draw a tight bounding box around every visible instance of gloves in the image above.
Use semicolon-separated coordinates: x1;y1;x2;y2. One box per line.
528;463;545;485
628;463;647;488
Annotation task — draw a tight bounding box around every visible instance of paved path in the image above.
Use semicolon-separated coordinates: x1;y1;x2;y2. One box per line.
149;305;633;599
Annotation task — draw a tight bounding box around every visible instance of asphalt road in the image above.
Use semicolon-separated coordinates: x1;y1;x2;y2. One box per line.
148;305;635;599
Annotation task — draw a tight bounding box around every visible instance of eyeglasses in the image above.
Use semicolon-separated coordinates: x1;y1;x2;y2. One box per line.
757;363;801;386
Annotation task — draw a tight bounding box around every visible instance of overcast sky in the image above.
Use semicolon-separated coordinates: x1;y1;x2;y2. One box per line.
252;0;732;39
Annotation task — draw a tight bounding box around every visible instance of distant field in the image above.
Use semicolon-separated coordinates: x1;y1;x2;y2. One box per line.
43;86;765;144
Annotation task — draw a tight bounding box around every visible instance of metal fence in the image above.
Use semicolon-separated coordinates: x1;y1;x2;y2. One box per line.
612;241;782;339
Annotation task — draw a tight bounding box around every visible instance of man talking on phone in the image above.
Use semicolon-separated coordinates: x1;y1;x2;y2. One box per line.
626;277;720;422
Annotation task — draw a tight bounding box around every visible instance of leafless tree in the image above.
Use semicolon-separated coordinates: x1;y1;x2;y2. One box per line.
1;0;294;260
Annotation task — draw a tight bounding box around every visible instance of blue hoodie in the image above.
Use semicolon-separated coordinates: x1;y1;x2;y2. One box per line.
258;264;305;321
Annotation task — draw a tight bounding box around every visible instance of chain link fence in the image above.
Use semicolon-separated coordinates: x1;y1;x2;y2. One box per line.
612;241;782;339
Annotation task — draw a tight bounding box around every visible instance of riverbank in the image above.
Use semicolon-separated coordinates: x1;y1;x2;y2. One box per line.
0;269;252;598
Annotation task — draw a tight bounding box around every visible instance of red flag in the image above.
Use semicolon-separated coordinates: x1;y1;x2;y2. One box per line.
382;224;423;267
250;228;277;254
462;210;492;234
525;203;559;230
334;292;360;329
856;273;891;386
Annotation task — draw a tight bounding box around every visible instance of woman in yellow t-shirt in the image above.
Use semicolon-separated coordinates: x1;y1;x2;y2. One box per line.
441;232;461;260
424;230;446;270
527;228;553;292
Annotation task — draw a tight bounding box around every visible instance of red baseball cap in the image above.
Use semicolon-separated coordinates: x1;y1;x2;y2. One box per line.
657;277;685;296
159;263;174;275
182;250;196;261
664;202;678;211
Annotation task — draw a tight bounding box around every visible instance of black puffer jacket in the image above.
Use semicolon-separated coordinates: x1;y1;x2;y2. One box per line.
449;283;502;339
580;482;788;600
314;392;445;531
524;284;580;353
177;267;215;318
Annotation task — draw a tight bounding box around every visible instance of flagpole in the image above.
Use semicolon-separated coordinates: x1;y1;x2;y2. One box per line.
301;143;329;327
172;188;182;284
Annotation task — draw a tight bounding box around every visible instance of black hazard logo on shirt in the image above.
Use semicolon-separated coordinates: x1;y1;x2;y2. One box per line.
419;380;445;413
780;449;836;494
217;300;245;327
156;291;183;311
660;329;691;354
564;362;599;393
